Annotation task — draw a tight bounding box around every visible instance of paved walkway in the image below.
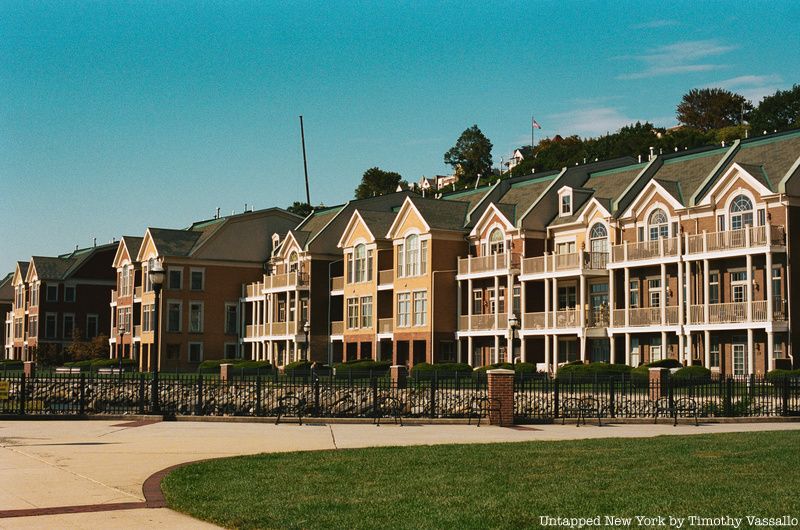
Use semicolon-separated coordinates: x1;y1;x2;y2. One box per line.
1;419;799;529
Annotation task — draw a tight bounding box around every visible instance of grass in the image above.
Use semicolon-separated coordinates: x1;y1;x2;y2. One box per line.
162;430;800;529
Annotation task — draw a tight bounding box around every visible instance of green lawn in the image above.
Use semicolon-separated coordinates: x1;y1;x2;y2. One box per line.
162;431;799;529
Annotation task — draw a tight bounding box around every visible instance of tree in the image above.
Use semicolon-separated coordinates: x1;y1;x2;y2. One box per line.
676;88;752;132
444;125;493;184
287;201;313;218
748;84;800;134
66;328;109;361
354;167;403;199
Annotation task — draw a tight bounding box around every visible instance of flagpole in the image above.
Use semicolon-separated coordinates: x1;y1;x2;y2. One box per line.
531;114;534;149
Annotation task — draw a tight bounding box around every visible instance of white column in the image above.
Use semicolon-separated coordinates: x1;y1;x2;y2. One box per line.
661;331;667;362
747;328;755;375
467;279;473;330
766;252;774;321
767;331;774;372
685;261;692;320
625;333;631;365
704;330;710;368
610;335;616;364
493;334;500;364
494;276;500;330
746;254;753;321
552;335;559;367
294;289;300;325
678;259;684;325
520;278;527;324
609;269;615;326
457;279;462;323
520;336;527;363
579;274;586;329
467;336;473;366
703;259;710;323
457;338;462;364
624;267;630;326
660;263;667;325
544;334;551;372
552;278;558;328
580;335;587;362
544;278;550;327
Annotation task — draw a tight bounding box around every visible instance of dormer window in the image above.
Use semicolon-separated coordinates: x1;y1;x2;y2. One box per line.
648;209;669;240
397;234;427;278
347;244;373;283
288;251;299;273
729;194;753;230
559;188;573;216
488;228;505;255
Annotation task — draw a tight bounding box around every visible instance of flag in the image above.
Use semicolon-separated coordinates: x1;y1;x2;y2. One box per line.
532;118;542;130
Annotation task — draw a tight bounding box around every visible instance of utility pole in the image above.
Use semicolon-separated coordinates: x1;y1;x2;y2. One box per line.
299;115;311;205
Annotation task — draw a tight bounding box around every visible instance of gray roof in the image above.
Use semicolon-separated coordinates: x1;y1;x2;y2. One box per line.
148;228;203;257
121;236;144;262
0;272;13;303
409;196;471;231
358;210;398;241
726;132;800;192
497;173;560;218
655;147;729;205
30;256;76;280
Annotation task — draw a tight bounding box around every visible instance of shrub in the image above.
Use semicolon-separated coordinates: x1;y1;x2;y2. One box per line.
197;359;241;373
0;360;23;371
412;362;473;373
513;362;539;374
63;358;137;370
647;358;683;369
284;360;314;373
631;358;685;385
765;369;800;384
474;362;514;372
671;365;712;385
333;360;391;372
556;362;631;381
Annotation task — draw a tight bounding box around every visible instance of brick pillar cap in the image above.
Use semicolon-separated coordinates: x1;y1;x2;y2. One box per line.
487;368;515;375
391;365;408;370
648;367;668;373
220;363;234;367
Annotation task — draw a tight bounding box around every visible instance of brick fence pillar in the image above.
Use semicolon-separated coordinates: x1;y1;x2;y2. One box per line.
220;363;233;383
390;365;408;389
648;368;669;401
487;368;515;426
23;361;35;378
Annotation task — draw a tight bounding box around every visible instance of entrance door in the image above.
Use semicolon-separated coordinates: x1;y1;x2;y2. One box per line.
733;343;746;375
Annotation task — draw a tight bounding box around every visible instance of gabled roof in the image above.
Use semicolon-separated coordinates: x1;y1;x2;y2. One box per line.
407;195;470;231
12;262;29;286
0;272;13;303
496;173;561;220
146;228;203;258
29;256;76;281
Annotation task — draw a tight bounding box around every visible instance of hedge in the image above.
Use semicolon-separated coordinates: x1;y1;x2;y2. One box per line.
63;358;137;370
333;360;391;373
631;358;684;385
671;365;712;385
0;360;24;370
555;362;632;380
412;362;473;374
197;359;274;374
198;359;241;373
765;369;800;384
474;362;514;372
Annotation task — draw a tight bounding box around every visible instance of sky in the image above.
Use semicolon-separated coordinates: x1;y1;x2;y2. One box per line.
2;1;799;274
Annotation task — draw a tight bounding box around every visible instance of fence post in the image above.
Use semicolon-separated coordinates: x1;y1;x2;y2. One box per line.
138;373;145;414
487;369;514;426
313;376;320;416
19;372;26;415
195;374;203;416
151;371;160;414
782;377;789;417
724;378;733;417
372;377;379;419
609;379;616;418
553;377;559;419
430;376;437;418
256;375;262;416
79;373;86;415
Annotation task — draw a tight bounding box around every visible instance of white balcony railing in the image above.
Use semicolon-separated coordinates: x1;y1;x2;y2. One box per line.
686;225;785;255
610;237;679;263
523;312;548;329
521;252;608;275
331;321;344;335
331;276;344;291
378;318;393;333
378;269;394;286
458;252;520;275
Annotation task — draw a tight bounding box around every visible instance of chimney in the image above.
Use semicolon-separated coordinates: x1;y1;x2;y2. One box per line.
93;237;96;247
648;146;655;161
216;207;220;219
638;154;642;163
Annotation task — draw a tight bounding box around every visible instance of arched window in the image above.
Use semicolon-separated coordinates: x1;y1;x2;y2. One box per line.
288;251;299;273
729;194;753;230
488;228;505;255
589;223;608;255
353;244;366;282
405;234;419;276
648;209;669;240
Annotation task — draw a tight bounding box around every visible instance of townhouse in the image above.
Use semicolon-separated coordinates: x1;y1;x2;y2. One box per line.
1;273;13;358
4;244;117;361
112;208;300;372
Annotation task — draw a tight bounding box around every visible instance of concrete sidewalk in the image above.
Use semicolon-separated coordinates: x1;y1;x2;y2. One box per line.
1;419;798;529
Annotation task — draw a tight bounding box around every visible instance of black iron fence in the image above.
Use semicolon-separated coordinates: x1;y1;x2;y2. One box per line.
0;371;797;421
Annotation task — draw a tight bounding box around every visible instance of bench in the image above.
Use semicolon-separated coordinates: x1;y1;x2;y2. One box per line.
373;395;404;426
468;396;502;427
560;397;602;427
275;394;307;425
653;397;698;426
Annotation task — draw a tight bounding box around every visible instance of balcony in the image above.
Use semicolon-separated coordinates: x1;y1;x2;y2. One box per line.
245;282;263;298
378;269;394;288
610;306;679;327
586;307;609;328
264;271;307;291
134;286;142;299
521;251;608;276
685;225;785;256
331;321;344;335
133;325;142;337
688;300;784;324
610;237;679;264
378;318;393;333
331;276;344;292
458;252;520;276
458;313;509;331
269;321;297;336
523;311;548;330
111;290;118;303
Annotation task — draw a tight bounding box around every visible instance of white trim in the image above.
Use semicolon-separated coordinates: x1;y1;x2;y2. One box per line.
189;268;205;291
166;299;183;333
468;203;515;238
188;341;204;363
167;266;184;290
337;210;377;248
62;313;75;340
621;179;684;220
698;162;772;207
188;300;205;333
385;197;432;239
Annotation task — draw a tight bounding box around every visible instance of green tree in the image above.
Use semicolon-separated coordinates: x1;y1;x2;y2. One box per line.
749;84;800;134
354;167;403;199
676;88;752;132
286;201;313;218
444;125;493;184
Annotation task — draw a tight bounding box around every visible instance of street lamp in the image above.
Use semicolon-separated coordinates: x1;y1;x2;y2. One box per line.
148;260;165;374
117;323;126;375
508;313;520;367
303;320;311;361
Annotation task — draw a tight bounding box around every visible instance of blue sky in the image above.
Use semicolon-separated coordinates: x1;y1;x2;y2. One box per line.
2;1;799;274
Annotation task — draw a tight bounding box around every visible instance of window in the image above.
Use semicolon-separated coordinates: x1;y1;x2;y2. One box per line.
472;290;483;314
300;298;309;323
45;313;57;339
651;336;663;362
86;314;99;339
710;338;720;368
360;296;373;328
733;343;746;375
717;215;726;232
166;344;181;360
629;280;639;308
288;251;299;273
46;284;58;302
413;291;427;326
648;209;669;240
774;336;785;359
488;290;497;314
557;285;576;310
346;252;354;283
772;268;782;313
396;242;404;277
757;208;766;226
729;194;753;230
225;343;239;359
63;314;75;339
512;285;521;316
630;337;640;366
143;260;152;292
589;282;608;309
64;286;75;302
289;296;296;322
709;272;720;304
397;292;411;327
488;229;504;254
189;302;203;332
556;241;576;255
190;269;204;291
405;234;419;276
225;304;238;335
589;223;608;256
168;269;183;290
143;304;154;332
347;298;359;329
353;244;367;283
648;279;661;308
15;285;24;308
188;342;203;363
731;271;747;303
560;192;572;216
28;316;38;338
167;301;182;332
637;226;645;242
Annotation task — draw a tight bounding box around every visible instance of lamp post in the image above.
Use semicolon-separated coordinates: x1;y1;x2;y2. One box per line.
508;313;520;367
303;320;311;361
148;260;165;413
117;323;126;374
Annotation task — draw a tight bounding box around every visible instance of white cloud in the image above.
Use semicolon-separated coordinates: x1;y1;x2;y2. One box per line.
617;39;737;80
632;19;678;29
547;107;642;138
706;74;784;103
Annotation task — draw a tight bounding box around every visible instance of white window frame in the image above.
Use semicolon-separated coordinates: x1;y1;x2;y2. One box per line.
189;301;204;333
166;300;183;333
168;267;184;290
730;269;748;303
62;313;75;339
189;268;205;291
360;296;373;328
413;290;427;327
397;292;411;328
188;342;204;363
648;278;661;308
224;303;238;335
347;297;359;329
559;188;572;216
733;343;746;375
